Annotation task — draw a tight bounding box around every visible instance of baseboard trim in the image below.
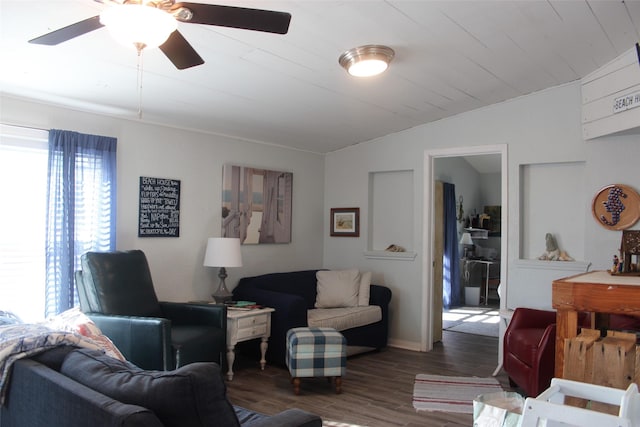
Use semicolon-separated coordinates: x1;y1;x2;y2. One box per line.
387;338;421;352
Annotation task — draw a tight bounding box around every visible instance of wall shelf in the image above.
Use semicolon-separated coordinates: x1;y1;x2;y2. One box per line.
513;259;592;272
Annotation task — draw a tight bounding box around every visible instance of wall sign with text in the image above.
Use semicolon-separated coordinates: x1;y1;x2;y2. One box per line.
613;90;640;114
138;176;181;237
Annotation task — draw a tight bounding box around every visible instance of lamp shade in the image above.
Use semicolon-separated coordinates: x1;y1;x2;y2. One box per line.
203;237;243;267
459;232;473;246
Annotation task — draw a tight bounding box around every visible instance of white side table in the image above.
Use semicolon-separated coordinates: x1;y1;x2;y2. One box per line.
226;307;275;381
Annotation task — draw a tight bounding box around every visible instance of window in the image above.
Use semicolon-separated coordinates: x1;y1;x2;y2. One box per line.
45;129;117;317
0;125;48;321
0;125;117;321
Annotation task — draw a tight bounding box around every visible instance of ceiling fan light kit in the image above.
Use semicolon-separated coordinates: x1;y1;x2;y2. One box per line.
100;4;177;50
29;1;291;70
339;45;395;77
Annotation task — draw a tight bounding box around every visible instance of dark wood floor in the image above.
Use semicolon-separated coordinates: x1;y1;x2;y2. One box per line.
226;330;513;426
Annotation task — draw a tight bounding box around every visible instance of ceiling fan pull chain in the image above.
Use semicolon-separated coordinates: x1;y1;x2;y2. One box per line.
136;47;144;119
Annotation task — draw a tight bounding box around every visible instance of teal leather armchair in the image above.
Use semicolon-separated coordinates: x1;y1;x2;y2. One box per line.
75;250;226;371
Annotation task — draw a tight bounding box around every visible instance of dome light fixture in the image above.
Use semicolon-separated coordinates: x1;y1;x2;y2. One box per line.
338;45;395;77
100;4;177;51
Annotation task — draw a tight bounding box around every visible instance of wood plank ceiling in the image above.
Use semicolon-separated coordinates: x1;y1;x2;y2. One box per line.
1;0;639;153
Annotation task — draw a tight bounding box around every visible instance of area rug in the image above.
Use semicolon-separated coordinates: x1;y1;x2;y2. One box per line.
323;421;367;427
412;374;503;414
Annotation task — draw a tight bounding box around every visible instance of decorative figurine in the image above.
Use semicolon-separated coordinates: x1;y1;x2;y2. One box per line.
538;233;574;261
539;233;560;261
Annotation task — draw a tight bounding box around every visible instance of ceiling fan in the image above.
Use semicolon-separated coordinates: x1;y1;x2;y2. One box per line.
29;0;291;70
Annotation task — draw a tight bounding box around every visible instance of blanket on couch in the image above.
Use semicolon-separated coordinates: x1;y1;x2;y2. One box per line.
0;318;123;404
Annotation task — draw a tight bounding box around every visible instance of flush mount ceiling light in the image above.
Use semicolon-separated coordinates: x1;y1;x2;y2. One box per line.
100;4;177;51
338;45;395;77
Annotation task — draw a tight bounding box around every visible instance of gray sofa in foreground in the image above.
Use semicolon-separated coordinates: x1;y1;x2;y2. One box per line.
0;347;321;427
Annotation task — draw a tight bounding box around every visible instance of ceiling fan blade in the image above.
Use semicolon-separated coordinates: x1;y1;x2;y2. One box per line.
29;15;104;45
159;30;204;70
171;3;291;34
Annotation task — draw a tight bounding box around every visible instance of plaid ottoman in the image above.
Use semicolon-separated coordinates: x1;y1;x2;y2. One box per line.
285;327;346;395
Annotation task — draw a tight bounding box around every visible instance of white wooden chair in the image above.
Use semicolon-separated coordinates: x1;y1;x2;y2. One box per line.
520;378;640;427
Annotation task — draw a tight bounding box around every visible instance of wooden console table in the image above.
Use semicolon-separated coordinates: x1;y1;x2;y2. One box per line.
552;270;640;378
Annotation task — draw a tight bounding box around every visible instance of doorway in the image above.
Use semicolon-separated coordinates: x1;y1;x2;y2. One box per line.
422;145;507;352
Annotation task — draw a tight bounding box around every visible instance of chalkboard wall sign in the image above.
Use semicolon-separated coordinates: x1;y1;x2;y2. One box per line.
138;176;180;237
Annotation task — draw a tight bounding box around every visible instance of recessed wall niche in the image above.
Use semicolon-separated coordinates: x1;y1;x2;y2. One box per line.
509;161;590;310
519;161;586;260
367;170;414;256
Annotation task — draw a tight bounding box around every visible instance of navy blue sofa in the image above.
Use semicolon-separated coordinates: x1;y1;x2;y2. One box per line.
0;347;321;427
232;269;392;366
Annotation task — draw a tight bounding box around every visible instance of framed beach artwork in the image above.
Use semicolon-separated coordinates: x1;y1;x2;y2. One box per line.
222;164;292;244
330;207;359;237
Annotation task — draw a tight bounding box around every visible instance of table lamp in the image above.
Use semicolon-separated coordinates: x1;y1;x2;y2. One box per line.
459;232;474;258
203;237;243;303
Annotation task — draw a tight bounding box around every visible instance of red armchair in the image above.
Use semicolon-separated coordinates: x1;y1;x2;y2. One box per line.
503;307;557;397
504;307;640;397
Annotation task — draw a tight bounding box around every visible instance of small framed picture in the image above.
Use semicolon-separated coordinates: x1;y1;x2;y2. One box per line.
330;207;360;237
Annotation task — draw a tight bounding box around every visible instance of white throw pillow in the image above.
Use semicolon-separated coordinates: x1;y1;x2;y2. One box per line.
358;271;372;306
315;269;361;308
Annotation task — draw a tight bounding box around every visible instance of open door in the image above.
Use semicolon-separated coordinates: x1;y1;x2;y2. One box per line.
432;181;443;343
423;145;507;356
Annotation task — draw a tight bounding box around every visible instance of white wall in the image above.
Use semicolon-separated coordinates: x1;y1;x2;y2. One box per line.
434;157;482;221
520;162;586;260
324;81;640;351
3;78;638;352
369;170;414;252
0;95;325;302
585;135;640;269
480;173;501;207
